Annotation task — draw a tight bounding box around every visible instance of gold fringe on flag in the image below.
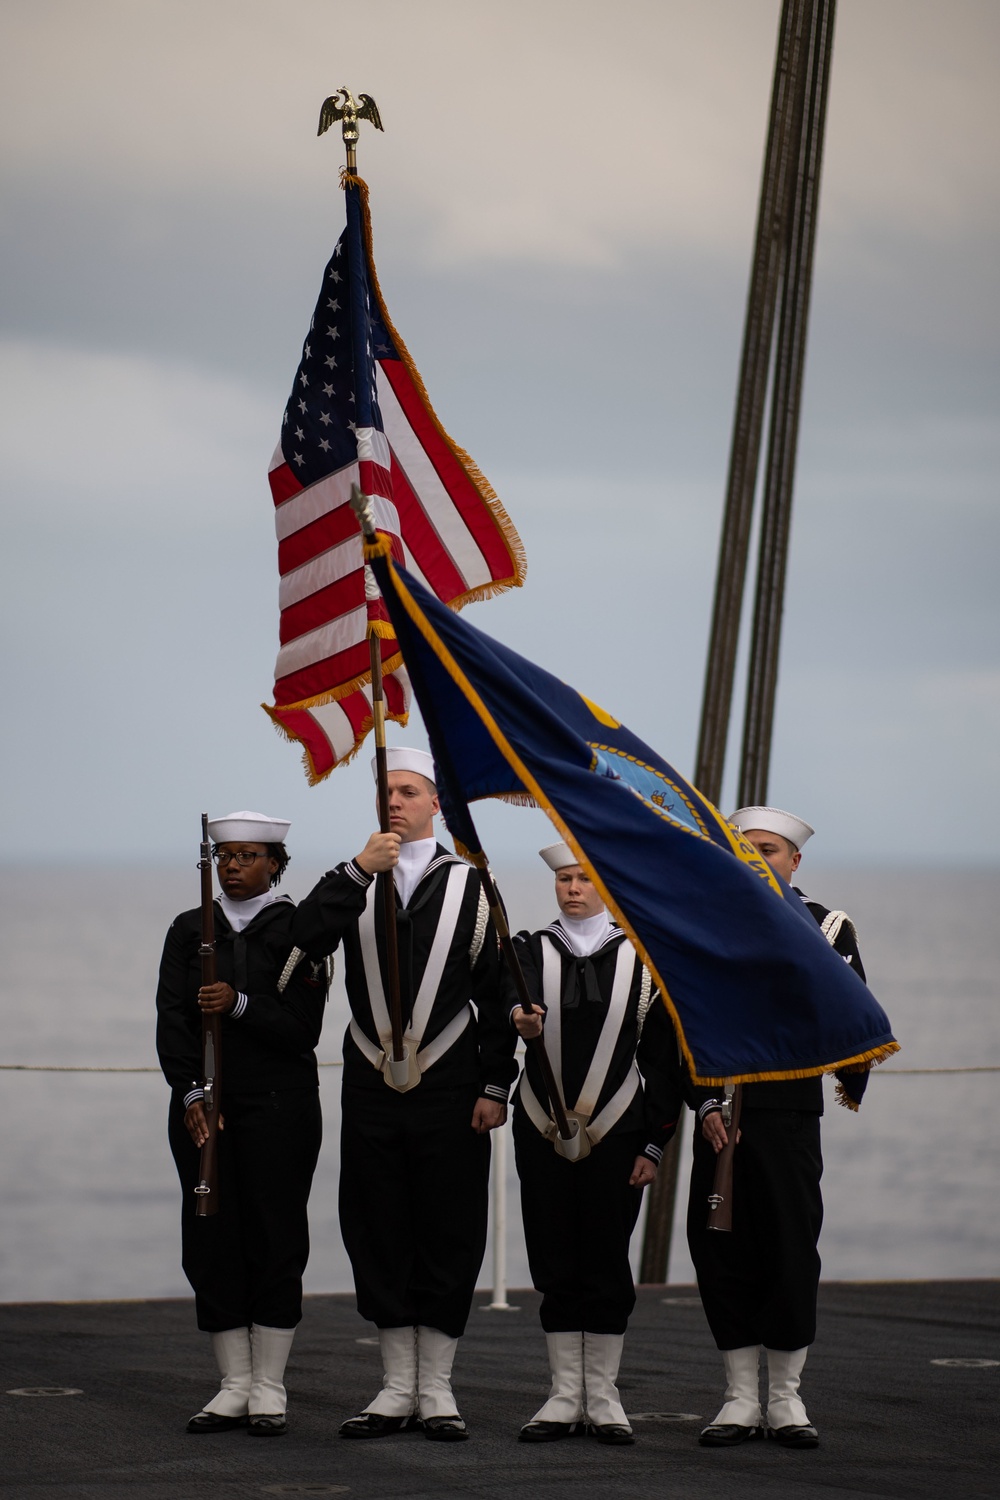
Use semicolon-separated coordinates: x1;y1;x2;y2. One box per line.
832;1051;893;1111
262;699;410;787
366;618;396;640
362;531;394;562
382;553;901;1089
266;648;405;715
691;1041;900;1090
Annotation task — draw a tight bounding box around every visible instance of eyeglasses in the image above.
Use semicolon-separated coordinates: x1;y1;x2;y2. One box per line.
213;850;268;867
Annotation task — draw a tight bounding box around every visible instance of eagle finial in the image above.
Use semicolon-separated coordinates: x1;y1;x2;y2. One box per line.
317;88;384;172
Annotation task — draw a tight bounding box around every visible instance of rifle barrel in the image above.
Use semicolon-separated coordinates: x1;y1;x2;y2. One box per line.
195;813;221;1217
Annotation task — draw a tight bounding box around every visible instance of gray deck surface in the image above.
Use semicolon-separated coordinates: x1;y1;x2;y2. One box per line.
2;1281;998;1500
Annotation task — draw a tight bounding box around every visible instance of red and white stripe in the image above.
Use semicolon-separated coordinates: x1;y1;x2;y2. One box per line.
268;365;519;719
270;668;412;786
265;219;523;783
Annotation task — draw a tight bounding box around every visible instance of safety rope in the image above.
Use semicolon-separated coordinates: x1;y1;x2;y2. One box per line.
871;1066;1000;1075
0;1063;995;1075
0;1061;344;1072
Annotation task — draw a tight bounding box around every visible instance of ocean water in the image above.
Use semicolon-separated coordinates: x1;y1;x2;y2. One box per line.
0;862;997;1305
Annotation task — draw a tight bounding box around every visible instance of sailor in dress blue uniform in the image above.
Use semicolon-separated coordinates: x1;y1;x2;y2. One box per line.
510;842;683;1445
156;810;327;1437
292;749;516;1441
688;806;867;1451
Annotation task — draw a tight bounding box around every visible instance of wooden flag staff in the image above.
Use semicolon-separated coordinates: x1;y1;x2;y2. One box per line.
366;627;410;1084
320;95;413;1090
348;487;579;1152
456;844;576;1152
331;100;575;1139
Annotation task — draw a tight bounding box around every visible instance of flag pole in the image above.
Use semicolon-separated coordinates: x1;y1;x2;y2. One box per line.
366;627;407;1071
348;488;575;1147
320;95;409;1079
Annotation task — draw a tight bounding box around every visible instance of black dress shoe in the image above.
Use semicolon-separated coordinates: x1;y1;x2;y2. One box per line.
699;1422;765;1447
186;1411;248;1434
247;1413;288;1436
591;1423;635;1446
339;1412;421;1439
518;1419;586;1442
422;1415;469;1442
768;1423;819;1448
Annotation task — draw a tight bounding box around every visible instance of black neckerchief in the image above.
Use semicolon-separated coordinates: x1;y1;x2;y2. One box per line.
540;923;626;1009
561;956;604;1010
213;896;294;997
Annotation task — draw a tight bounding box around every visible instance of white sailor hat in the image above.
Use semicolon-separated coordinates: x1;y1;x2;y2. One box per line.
729;805;814;851
539;841;581;871
208;811;291;845
371;747;437;786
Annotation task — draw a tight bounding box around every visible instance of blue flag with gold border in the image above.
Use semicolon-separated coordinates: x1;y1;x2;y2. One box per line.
364;537;898;1087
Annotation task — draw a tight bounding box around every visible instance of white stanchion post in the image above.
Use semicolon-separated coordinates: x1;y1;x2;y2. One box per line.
488;1120;509;1309
484;1117;518;1311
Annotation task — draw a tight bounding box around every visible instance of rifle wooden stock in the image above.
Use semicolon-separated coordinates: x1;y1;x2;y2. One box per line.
195;813;222;1217
706;1083;742;1232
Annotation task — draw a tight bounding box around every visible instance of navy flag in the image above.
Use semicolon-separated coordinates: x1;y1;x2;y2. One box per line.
363;534;898;1089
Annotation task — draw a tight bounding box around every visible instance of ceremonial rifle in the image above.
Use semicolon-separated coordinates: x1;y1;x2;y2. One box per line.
194;814;222;1216
706;1082;742;1232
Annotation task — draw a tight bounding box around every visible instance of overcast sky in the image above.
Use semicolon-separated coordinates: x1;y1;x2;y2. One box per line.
2;0;998;868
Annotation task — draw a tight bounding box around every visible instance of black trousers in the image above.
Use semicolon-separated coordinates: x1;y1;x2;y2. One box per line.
514;1110;644;1335
686;1109;823;1351
339;1078;491;1339
168;1087;322;1332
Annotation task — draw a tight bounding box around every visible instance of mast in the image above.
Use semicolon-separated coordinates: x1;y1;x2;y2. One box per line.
640;0;837;1285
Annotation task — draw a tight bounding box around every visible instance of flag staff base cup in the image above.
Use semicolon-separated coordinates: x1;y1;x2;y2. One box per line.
383;1043;420;1093
551;1113;591;1163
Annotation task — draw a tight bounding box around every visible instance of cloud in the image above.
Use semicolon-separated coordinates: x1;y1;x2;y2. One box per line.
766;660;1000;862
823;1;1000;246
0;2;997;863
0;0;771;266
914;668;1000;731
0;338;274;527
3;1;996;273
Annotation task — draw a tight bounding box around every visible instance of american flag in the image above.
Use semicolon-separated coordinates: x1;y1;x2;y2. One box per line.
263;176;525;783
